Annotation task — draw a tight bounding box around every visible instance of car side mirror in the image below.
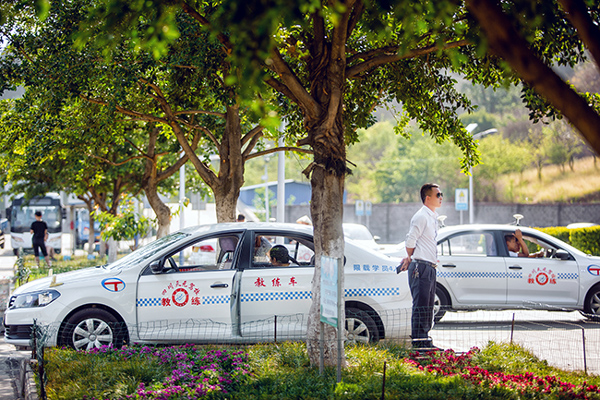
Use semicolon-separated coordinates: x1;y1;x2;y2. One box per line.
150;260;164;274
554;250;570;261
373;235;381;242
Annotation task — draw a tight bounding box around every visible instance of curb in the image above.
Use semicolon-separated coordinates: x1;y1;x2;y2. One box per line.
17;356;38;400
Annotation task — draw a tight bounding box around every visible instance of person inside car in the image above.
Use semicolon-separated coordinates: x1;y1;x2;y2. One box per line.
269;245;298;266
254;235;272;262
505;229;543;258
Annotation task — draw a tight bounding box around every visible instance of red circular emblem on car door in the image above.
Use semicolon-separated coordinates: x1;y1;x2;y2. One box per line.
172;288;189;307
535;272;549;286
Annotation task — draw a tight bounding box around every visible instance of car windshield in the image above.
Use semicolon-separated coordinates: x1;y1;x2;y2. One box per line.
343;224;373;241
105;232;190;270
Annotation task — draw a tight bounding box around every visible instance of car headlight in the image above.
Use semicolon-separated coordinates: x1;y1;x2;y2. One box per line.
9;290;61;309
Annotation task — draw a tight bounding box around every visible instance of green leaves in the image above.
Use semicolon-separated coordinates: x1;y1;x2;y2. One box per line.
94;196;153;242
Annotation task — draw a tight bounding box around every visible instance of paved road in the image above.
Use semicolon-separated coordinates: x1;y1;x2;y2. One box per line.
0;238;31;399
0;233;597;400
432;309;600;375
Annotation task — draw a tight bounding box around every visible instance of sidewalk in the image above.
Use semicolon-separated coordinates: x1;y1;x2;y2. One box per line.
0;241;37;400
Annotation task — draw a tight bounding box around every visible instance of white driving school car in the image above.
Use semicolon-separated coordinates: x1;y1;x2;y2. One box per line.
385;224;600;321
5;223;412;350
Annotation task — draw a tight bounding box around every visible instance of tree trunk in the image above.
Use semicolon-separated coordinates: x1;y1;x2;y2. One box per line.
144;184;171;238
305;117;348;366
172;105;245;223
107;237;118;263
307;162;346;367
87;212;95;256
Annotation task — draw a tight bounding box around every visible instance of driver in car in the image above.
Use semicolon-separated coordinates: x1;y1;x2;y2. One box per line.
505;229;544;258
268;245;298;266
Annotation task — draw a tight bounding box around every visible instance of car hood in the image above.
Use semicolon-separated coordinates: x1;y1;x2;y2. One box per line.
12;266;122;295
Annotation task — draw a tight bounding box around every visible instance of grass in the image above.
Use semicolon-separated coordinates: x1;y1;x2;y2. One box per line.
499;156;600;203
40;342;600;399
13;254;105;289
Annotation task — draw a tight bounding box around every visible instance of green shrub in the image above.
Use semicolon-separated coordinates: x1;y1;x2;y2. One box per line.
536;226;571;245
535;226;600;256
570;226;600;256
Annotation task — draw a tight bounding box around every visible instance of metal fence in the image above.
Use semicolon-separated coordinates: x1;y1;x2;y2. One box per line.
26;306;600;399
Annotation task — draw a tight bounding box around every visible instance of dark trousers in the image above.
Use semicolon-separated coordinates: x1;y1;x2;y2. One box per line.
408;260;436;342
32;239;48;257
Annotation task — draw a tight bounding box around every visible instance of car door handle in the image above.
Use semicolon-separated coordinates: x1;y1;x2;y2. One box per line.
211;283;229;288
442;264;456;268
509;266;522;270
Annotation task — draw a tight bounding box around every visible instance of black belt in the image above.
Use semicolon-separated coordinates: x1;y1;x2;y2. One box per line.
413;259;436;268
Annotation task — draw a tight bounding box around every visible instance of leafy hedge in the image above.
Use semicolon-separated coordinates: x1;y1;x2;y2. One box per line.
570;227;600;256
536;227;571;245
536;226;600;256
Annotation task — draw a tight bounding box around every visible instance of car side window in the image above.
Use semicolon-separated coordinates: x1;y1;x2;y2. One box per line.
251;234;315;268
521;235;562;258
446;233;496;257
170;235;240;272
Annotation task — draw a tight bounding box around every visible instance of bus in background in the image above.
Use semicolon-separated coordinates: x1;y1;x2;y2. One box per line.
6;193;65;256
74;207;100;249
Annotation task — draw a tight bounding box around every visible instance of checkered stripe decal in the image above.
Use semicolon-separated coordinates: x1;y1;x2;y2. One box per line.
438;271;510;279
137;295;231;307
438;271;578;280
203;295;230;305
241;291;312;302
345;287;400;297
137;298;161;307
557;272;578;280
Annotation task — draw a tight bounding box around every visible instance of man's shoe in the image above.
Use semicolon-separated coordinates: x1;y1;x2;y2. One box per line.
412;340;442;351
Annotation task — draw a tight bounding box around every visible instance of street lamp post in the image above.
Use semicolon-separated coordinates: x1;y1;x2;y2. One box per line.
466;124;498;224
263;155;271;222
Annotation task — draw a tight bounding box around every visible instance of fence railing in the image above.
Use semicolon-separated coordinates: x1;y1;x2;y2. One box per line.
25;306;600;399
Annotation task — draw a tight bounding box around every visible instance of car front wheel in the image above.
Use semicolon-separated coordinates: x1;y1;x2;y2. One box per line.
345;308;380;344
583;284;600;321
60;308;126;350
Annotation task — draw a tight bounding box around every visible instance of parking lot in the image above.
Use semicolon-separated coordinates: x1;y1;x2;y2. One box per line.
432;309;600;374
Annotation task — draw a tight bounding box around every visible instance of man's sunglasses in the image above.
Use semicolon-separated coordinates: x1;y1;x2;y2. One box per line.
436;192;443;198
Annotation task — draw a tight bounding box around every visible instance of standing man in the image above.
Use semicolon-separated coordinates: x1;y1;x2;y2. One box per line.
30;211;51;267
397;183;443;349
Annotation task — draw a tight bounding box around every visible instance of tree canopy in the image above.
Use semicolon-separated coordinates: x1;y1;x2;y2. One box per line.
3;0;600;367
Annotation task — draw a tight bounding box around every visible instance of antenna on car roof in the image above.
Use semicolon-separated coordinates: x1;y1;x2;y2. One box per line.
512;214;524;226
437;215;447;228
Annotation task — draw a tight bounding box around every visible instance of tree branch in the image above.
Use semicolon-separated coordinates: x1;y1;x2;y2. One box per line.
264;76;301;104
245;146;313;161
80;95;166;123
174;110;225;118
87;153;148;166
268;49;320;117
241;124;264;147
346;39;471;78
181;1;233;53
466;0;600;154
557;0;600;69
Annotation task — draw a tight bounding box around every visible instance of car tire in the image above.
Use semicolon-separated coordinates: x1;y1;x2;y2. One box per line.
345;308;380;344
583;284;600;321
433;286;450;322
60;308;127;350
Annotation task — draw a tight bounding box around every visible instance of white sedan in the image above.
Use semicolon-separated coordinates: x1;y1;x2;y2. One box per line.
5;223;412;350
384;224;600;321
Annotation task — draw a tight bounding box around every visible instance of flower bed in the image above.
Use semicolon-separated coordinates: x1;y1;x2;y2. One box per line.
409;348;600;399
46;344;251;400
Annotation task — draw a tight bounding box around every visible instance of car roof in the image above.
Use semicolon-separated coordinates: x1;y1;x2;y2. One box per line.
179;221;315;236
439;224;540;235
177;222;380;255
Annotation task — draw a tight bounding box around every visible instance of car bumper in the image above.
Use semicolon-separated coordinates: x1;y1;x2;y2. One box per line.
4;323;33;347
